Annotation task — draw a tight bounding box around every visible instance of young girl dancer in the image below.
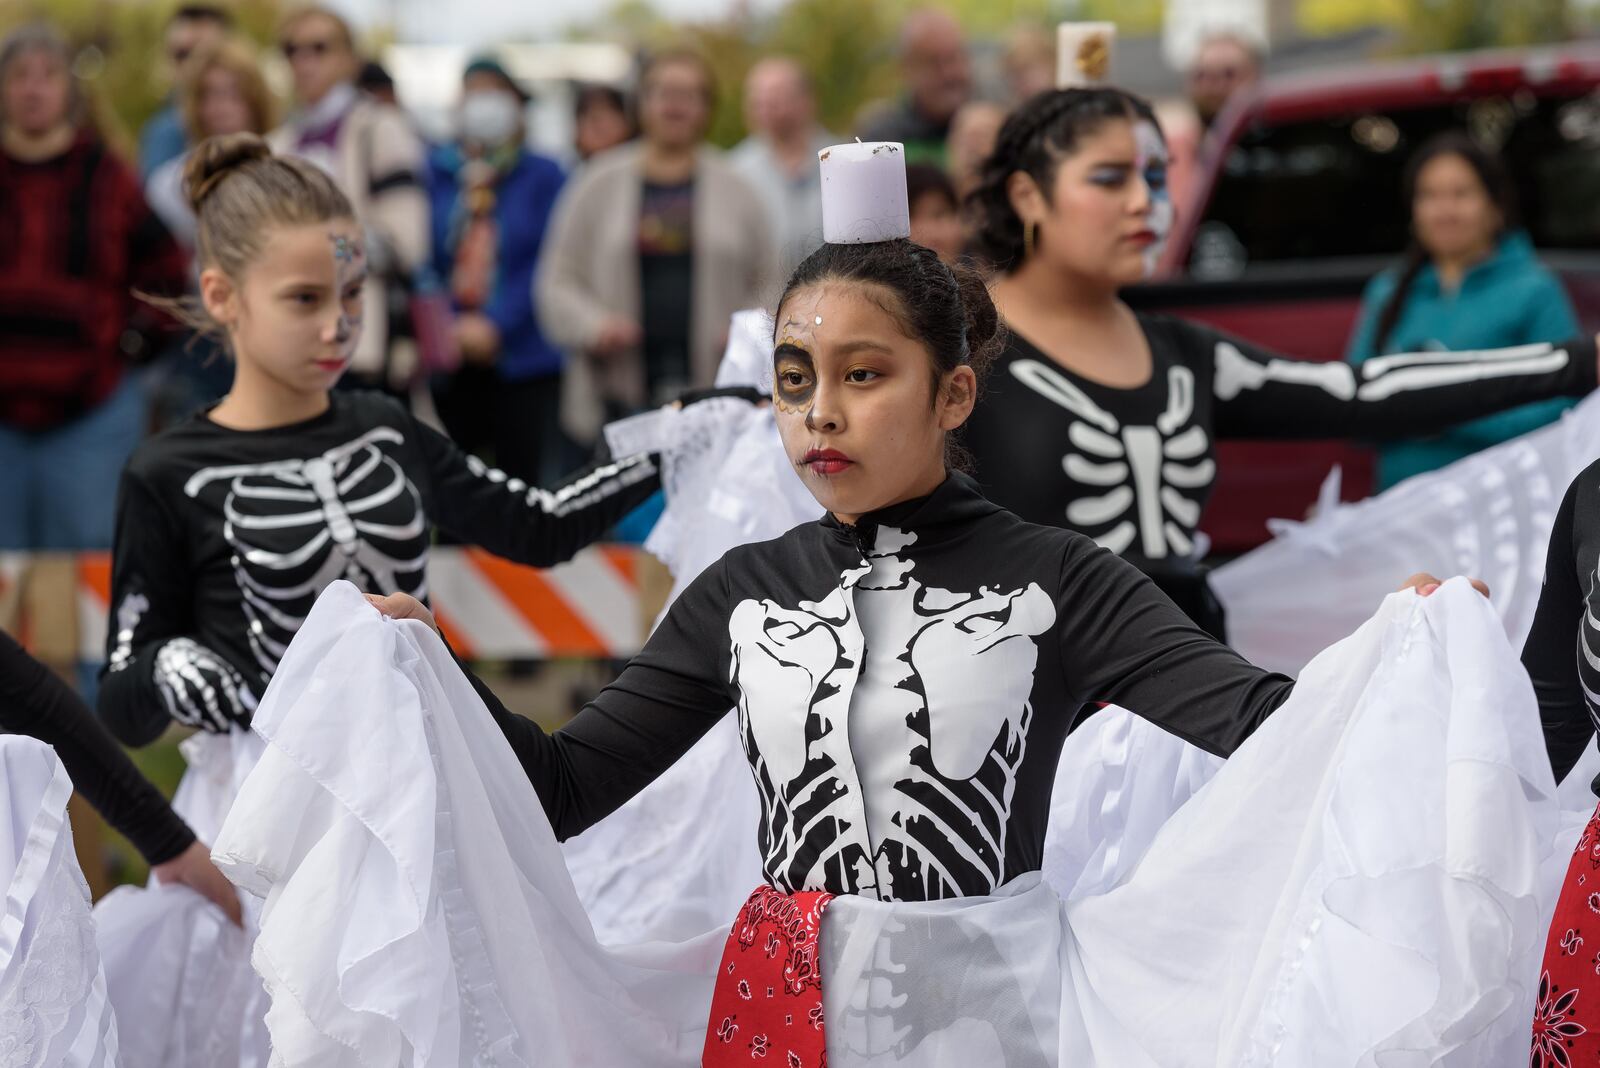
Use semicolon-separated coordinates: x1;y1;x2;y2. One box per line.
356;227;1538;1065
97;133;662;745
966;88;1598;637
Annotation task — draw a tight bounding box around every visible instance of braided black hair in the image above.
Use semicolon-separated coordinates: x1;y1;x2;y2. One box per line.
1371;131;1517;353
774;238;1004;470
967;88;1161;273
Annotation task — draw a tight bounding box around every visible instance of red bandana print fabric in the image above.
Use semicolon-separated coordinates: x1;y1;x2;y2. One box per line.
702;884;834;1068
1532;800;1600;1067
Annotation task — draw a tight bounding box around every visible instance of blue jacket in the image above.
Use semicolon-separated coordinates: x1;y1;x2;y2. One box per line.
138;102;187;181
1346;231;1580;490
426;145;566;381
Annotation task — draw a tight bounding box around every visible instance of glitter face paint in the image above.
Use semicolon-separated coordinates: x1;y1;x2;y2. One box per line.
329;233;367;361
1134;120;1173;278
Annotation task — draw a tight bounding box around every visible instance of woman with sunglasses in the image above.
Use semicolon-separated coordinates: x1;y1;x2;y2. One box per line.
268;3;428;393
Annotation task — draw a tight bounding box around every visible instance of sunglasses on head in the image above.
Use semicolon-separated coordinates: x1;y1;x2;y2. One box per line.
281;39;333;60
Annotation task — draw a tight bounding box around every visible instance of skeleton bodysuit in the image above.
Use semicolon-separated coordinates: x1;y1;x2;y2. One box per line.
1525;459;1600;790
963;316;1598;636
98;391;659;746
472;473;1295;901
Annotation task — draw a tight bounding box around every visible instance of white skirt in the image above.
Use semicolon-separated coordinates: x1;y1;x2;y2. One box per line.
0;734;119;1066
211;578;1558;1065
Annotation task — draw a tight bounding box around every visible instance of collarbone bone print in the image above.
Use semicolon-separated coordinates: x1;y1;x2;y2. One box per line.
729;525;1055;900
1010;358;1212;559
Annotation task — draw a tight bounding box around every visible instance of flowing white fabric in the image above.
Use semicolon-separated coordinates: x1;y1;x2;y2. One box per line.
569;315;1600;962
0;735;119;1067
214;579;1555;1065
1215;391;1600;676
93;730;269;1068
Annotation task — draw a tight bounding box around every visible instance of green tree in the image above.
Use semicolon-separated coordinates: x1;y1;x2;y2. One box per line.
0;0;287;158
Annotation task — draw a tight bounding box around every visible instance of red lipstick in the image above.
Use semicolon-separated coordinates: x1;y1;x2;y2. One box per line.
801;448;853;475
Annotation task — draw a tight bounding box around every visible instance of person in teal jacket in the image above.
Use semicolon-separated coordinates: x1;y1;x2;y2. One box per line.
1347;131;1580;490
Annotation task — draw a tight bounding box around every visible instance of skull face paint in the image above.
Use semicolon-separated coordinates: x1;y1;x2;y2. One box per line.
1134;120;1173;277
773;332;818;417
330;233;366;361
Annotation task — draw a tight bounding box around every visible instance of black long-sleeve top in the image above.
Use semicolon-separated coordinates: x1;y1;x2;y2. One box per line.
965;316;1598;633
2;628;194;864
472;473;1295;903
1526;460;1600;788
99;390;659;746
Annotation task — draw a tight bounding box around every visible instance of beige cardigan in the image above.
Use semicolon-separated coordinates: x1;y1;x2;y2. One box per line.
269;93;429;383
536;142;776;443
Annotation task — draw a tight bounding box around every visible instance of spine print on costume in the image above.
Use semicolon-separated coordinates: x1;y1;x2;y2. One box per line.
730;525;1056;900
1009;359;1210;558
183;425;431;678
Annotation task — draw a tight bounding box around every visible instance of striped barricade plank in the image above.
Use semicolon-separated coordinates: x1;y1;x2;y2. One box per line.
1;547;648;665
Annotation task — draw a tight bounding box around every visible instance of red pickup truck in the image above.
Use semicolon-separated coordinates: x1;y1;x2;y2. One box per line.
1131;43;1600;554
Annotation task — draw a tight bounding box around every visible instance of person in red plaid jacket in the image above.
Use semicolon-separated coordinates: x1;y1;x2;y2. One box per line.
0;23;187;549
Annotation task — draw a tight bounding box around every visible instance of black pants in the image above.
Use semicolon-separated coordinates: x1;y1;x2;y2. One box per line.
431;367;572;487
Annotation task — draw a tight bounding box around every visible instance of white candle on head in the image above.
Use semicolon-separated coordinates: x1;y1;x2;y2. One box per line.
1057;22;1117;88
818;141;910;245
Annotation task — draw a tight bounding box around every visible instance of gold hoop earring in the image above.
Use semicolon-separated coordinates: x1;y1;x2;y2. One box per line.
1024;220;1037;260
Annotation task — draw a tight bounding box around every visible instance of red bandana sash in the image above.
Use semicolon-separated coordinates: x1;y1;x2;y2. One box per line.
702;885;835;1067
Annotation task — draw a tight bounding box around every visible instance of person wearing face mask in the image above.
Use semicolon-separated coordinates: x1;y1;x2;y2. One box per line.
965;89;1600;640
1345;133;1579;491
427;57;570;485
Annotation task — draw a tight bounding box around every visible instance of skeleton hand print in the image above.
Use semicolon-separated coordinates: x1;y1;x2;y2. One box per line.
152;637;257;732
1010;358;1213;559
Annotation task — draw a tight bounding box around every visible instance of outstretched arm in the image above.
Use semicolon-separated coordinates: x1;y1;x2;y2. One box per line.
371;556;740;840
1209;323;1598;441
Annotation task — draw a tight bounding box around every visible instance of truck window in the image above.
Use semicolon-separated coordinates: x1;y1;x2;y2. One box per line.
1188;93;1600;280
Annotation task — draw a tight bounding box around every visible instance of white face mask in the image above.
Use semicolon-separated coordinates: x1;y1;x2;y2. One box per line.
459;89;522;147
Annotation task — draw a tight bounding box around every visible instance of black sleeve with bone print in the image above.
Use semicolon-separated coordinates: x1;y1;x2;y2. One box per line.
963;318;1598;640
1200;322;1598;440
96;391;665;748
99;465;258;747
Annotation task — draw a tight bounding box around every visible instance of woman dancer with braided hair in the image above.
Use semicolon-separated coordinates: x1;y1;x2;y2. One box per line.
967;88;1600;638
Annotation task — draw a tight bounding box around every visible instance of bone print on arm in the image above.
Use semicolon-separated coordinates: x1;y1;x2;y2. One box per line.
408;406;662;568
99;468;259;745
1206;323;1599;441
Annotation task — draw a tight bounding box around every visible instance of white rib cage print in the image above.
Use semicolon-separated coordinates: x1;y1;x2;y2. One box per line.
184;427;431;679
1010;359;1213;560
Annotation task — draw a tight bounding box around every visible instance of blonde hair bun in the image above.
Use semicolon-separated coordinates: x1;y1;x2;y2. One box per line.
184;132;274;213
